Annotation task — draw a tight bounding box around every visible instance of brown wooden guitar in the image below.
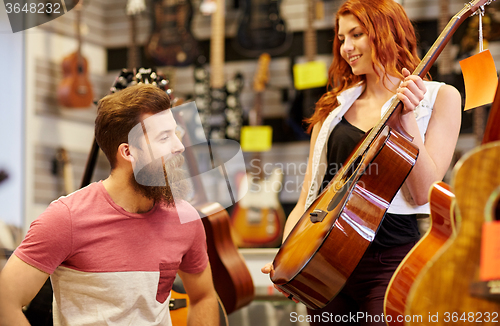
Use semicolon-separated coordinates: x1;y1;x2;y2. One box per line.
174;107;255;314
57;2;94;108
384;181;456;325
230;53;286;248
404;75;500;325
270;0;491;310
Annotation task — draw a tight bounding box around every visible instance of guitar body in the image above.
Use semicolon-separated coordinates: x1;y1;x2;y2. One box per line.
405;142;500;325
271;126;418;309
231;169;286;247
384;181;456;325
196;202;255;315
233;0;292;57
147;0;199;67
57;52;94;108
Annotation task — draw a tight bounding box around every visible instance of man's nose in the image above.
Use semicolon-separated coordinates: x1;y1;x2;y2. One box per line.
172;134;185;154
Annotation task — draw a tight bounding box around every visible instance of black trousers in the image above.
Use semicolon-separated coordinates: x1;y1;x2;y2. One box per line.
306;241;416;326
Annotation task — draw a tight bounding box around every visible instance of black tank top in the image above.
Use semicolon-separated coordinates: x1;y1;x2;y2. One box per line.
320;117;420;247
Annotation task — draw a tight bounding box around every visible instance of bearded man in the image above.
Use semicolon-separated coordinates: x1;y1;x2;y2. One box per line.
0;84;219;326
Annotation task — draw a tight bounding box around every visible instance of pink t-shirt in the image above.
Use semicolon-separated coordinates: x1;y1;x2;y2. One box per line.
15;181;208;326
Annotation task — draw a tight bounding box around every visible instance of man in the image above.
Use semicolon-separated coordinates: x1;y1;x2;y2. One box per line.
0;84;219;325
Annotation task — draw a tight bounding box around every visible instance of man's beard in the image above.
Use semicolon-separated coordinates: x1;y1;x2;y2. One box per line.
130;154;191;207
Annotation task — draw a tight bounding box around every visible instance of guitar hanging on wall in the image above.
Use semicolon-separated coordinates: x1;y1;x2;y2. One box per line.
288;0;327;141
126;0;146;70
57;1;94;108
194;0;244;141
232;0;292;57
230;53;286;248
146;0;199;67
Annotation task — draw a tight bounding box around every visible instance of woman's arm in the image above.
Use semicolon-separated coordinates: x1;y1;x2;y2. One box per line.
397;69;462;205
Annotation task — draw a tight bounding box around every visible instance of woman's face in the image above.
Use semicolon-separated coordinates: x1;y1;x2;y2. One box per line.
338;14;374;76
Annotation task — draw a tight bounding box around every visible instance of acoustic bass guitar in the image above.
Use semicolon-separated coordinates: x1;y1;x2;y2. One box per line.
269;0;491;310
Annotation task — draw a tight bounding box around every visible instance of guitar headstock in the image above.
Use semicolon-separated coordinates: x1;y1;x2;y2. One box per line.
253;53;271;92
465;0;496;16
126;0;146;16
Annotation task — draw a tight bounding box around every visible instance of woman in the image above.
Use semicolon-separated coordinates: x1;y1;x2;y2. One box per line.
262;0;461;325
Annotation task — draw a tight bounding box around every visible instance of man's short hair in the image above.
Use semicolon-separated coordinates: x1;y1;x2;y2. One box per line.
95;84;171;169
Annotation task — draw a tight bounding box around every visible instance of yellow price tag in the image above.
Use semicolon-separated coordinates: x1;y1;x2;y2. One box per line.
240;126;273;152
293;61;328;90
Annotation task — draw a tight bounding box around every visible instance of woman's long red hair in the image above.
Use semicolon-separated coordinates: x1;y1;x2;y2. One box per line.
306;0;425;132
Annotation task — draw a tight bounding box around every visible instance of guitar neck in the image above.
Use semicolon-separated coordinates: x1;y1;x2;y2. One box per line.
128;14;140;70
304;0;317;62
210;0;225;89
76;3;83;59
361;2;479;154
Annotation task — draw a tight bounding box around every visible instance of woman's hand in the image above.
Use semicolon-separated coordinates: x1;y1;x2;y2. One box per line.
397;67;426;114
261;263;300;303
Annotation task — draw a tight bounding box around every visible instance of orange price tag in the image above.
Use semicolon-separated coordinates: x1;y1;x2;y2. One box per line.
480;221;500;281
459;50;498;111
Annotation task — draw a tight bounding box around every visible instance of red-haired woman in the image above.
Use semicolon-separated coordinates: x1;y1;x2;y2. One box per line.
263;0;461;324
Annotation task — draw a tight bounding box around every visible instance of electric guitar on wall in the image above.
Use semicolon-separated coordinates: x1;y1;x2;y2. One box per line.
194;0;244;141
126;0;146;70
147;0;199;67
232;0;292;57
57;1;94;108
230;53;286;248
288;0;326;140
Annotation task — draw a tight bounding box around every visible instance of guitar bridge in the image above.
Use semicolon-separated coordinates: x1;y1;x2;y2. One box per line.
309;209;327;223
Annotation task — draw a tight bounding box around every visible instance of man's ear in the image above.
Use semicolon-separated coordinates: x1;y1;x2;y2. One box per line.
117;143;134;164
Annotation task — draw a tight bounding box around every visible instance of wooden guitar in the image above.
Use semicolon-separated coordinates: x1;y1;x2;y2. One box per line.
270;0;491;310
57;2;94;108
233;0;292;57
230;53;286;248
146;0;199;67
383;182;457;325
405;75;500;325
174;107;255;314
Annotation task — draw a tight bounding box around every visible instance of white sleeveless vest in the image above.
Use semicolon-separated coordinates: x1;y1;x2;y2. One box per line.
305;81;444;215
